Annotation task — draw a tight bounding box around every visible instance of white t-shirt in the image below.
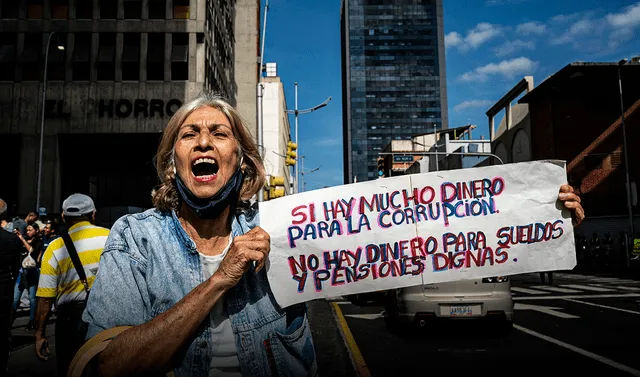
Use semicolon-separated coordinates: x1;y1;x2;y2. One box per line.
199;237;242;377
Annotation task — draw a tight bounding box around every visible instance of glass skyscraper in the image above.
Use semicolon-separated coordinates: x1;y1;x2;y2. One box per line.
341;0;449;183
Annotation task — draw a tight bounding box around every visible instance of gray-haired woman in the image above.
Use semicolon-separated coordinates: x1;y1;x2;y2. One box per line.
84;93;317;377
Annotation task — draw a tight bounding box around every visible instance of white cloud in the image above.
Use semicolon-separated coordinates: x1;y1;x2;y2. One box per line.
445;32;463;47
606;2;640;28
313;138;341;147
494;40;535;57
550;18;599;46
459;57;539;82
550;12;581;24
516;21;547;36
606;2;640;50
454;100;494;112
447;23;503;52
546;3;640;55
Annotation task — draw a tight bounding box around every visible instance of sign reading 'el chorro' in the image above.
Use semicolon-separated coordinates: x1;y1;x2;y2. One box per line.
261;160;577;308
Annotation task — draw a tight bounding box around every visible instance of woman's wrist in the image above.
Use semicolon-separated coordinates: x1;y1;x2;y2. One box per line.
210;268;233;293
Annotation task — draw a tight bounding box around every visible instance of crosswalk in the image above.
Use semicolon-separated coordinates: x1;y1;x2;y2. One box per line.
511;273;640;297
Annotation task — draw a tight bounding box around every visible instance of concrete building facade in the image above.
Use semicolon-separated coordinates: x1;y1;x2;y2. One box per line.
261;74;292;195
0;0;238;223
341;0;449;184
233;0;259;141
489;62;640;247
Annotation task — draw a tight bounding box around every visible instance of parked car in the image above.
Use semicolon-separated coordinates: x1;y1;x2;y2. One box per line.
383;276;513;336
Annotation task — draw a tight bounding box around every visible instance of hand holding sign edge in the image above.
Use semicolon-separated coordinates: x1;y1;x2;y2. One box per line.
216;226;271;290
558;184;584;227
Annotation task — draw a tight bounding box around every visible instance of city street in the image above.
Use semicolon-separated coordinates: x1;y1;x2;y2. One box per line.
333;273;640;377
8;272;640;376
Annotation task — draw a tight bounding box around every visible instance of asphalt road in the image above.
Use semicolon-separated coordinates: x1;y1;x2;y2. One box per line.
336;272;640;377
9;272;640;377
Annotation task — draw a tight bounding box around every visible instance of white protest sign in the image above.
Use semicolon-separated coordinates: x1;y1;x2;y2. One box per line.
260;160;576;308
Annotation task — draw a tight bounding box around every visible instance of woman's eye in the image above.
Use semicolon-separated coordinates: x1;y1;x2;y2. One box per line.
214;132;227;137
182;132;195;138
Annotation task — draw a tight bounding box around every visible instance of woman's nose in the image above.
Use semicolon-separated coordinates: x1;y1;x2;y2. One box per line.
197;132;214;150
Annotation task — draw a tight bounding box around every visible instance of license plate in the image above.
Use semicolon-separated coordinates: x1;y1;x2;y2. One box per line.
449;305;473;317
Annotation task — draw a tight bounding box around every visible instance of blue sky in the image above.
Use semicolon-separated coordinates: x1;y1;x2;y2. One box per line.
261;0;640;191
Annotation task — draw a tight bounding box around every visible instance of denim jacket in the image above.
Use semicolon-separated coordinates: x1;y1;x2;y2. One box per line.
83;206;317;377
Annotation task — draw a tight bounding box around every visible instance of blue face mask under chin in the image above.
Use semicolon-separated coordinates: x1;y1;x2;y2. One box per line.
174;166;244;219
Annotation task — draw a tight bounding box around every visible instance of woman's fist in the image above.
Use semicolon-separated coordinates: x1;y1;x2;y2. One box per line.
215;227;270;290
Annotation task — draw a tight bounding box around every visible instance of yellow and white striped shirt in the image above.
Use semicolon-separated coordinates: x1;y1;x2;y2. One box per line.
37;221;109;306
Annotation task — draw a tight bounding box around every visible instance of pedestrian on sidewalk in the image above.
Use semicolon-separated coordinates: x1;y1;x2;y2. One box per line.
42;220;60;251
12;223;44;331
33;194;109;377
81;93;317;377
0;199;22;376
539;271;554;285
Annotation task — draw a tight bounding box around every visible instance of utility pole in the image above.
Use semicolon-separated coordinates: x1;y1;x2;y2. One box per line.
36;32;64;212
286;85;331;193
433;124;439;172
618;59;635;266
256;0;269;202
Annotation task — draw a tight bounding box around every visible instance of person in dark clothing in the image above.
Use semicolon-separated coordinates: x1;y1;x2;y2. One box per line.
539;271;554;285
41;221;59;252
0;199;23;376
12;224;43;331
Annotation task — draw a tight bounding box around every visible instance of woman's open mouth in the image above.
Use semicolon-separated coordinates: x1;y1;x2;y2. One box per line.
192;157;219;183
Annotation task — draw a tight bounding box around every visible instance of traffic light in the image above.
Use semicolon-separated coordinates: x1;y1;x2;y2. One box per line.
285;141;297;166
376;157;385;177
269;176;286;199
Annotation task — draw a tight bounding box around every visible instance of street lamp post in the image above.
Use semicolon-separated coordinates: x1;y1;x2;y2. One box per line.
35;32;64;213
286;83;331;193
299;155;321;192
617;58;635;264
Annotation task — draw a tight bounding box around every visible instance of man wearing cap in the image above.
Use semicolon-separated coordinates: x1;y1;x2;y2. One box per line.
34;194;109;376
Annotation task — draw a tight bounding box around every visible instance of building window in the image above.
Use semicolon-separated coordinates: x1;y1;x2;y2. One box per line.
122;33;140;81
48;33;66;81
27;0;44;19
72;33;91;80
97;33;115;81
173;0;189;19
51;0;68;19
21;33;41;81
123;0;141;19
147;33;164;80
171;33;188;80
0;33;16;81
76;0;93;19
99;0;117;19
1;2;19;18
148;0;166;19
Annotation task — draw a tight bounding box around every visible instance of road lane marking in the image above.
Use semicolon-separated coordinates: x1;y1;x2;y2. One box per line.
514;324;640;376
531;285;581;293
334;301;353;305
514;303;579;318
610;286;640;292
344;312;384;320
514;293;640;301
560;284;615;292
511;287;546;295
563;299;640;315
330;302;371;377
